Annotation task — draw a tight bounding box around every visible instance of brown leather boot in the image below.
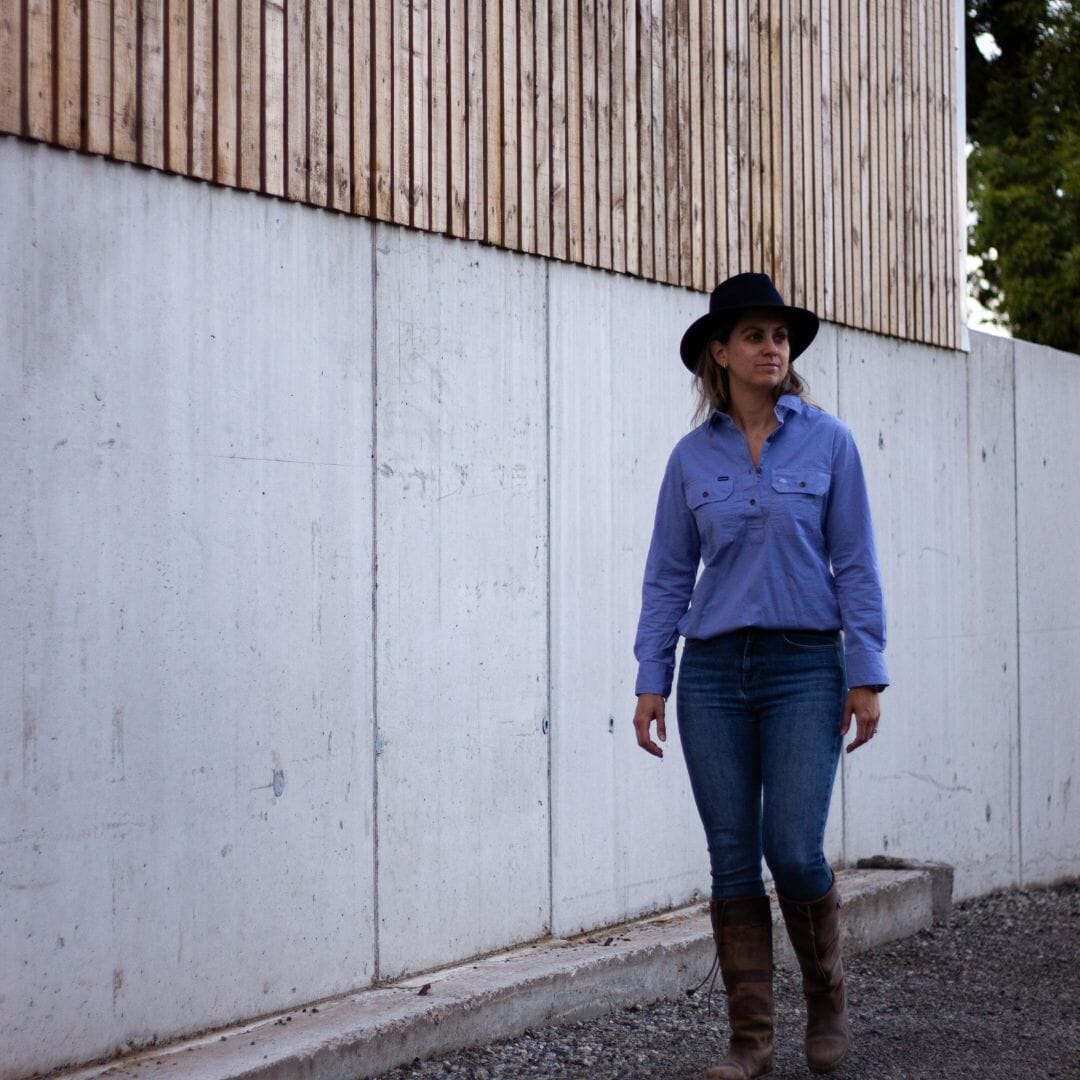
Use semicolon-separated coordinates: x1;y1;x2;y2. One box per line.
778;881;850;1073
701;895;774;1080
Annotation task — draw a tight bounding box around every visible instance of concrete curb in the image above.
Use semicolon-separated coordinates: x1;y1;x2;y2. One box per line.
59;867;948;1080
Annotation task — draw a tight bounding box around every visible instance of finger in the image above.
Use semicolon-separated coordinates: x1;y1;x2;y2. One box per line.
656;705;667;743
839;700;854;736
633;715;664;758
846;717;878;753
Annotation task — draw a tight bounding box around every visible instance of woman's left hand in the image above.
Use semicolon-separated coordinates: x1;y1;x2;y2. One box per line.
841;686;881;753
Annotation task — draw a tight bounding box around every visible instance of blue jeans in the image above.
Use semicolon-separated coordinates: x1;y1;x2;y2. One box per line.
676;629;846;902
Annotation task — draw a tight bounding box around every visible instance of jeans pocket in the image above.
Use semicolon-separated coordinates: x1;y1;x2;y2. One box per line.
781;630;838;650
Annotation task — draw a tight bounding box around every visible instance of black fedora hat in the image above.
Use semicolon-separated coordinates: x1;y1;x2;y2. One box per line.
679;272;820;372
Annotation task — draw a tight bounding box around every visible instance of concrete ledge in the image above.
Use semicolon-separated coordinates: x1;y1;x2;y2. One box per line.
60;867;949;1080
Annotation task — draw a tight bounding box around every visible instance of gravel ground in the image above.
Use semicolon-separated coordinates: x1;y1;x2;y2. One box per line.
376;882;1080;1080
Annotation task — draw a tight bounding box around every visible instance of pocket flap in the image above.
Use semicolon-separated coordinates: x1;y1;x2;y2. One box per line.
685;476;734;509
771;470;830;496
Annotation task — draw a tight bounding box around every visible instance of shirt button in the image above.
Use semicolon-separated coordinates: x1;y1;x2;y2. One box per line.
749;498;756;506
702;490;709;497
755;466;762;474
799;480;807;488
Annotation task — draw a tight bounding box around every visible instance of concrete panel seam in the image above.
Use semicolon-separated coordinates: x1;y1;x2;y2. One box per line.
544;259;554;934
1010;339;1023;888
371;222;382;977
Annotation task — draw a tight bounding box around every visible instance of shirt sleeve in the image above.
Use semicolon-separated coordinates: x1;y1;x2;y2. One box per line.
825;425;890;688
634;447;701;697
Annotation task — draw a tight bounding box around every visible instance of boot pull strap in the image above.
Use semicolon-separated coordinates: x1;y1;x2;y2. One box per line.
686;947;722;1013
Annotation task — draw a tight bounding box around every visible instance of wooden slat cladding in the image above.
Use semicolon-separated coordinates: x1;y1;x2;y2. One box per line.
0;0;962;348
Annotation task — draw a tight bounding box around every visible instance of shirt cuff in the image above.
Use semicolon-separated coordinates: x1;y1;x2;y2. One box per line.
635;661;673;698
844;648;889;690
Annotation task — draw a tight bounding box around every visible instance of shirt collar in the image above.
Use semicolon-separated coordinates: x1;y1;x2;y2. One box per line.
709;394;804;428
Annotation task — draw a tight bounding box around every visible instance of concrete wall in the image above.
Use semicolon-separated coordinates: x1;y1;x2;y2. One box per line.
2;138;1077;1078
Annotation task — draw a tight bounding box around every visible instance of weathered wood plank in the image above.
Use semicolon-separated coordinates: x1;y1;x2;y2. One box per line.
809;0;824;316
238;0;261;189
783;0;797;301
26;0;53;141
687;0;702;290
484;0;502;243
448;0;467;235
841;0;855;325
891;0;904;338
112;0;137;160
866;0;879;332
728;0;743;274
932;0;946;345
913;0;928;341
580;0;596;265
663;0;679;283
858;0;870;327
352;0;373;215
501;0;518;249
392;0;410;222
875;0;886;332
801;0;816;307
700;0;714;288
308;0;328;204
190;0;214;179
768;0;782;285
0;0;22;134
596;0;611;270
622;0;637;276
650;0;666;280
430;0;449;231
285;0;308;199
943;0;959;347
409;0;428;228
902;0;915;338
566;0;581;261
165;0;188;169
519;0;535;253
215;0;239;184
747;0;763;271
139;0;166;166
825;0;841;321
610;0;625;272
636;0;654;280
329;0;348;208
533;0;551;256
712;0;728;282
373;0;392;218
550;0;567;259
468;0;487;239
263;0;285;195
55;0;82;148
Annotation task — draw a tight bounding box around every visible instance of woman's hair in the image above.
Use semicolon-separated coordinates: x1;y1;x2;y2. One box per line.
690;312;810;425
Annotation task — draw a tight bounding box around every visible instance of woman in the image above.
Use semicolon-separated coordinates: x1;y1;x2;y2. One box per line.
632;273;888;1079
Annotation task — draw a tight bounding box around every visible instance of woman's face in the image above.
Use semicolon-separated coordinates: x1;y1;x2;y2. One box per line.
708;311;791;395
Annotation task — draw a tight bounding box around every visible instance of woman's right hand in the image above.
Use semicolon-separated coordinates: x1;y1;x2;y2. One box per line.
633;694;667;758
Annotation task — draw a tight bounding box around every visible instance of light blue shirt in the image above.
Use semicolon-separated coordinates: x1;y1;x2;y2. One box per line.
634;395;889;697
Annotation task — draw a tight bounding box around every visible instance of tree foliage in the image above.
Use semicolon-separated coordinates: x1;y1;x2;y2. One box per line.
966;1;1080;351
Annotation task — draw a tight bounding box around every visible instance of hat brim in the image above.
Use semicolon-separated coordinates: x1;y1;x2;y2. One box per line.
679;305;820;372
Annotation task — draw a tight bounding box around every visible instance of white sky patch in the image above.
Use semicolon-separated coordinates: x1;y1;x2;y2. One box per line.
974;31;1001;61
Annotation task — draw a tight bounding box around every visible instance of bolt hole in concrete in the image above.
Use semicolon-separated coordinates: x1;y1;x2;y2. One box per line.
272;770;285;797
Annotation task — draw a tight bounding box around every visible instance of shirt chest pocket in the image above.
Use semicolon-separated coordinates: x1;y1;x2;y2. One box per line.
771;470;830;534
685;476;736;544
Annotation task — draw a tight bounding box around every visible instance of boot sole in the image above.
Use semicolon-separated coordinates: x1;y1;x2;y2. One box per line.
808;1048;848;1074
